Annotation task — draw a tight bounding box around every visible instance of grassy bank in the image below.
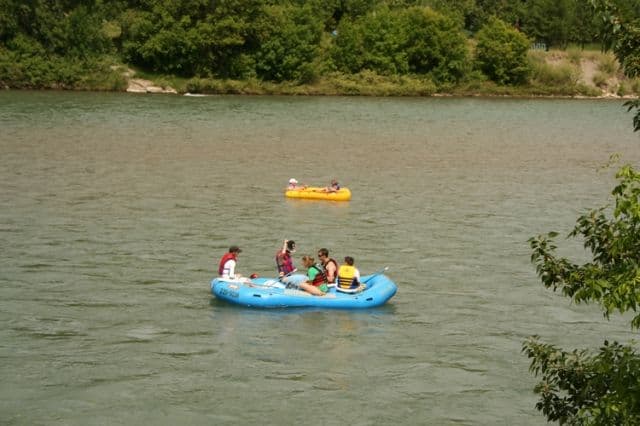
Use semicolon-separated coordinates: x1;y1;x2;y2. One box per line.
2;49;639;98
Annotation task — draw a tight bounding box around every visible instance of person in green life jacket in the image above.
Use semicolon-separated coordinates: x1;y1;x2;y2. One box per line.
300;255;328;295
337;256;361;291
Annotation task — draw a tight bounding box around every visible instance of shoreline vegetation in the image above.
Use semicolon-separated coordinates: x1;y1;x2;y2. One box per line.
3;48;638;100
1;2;638;100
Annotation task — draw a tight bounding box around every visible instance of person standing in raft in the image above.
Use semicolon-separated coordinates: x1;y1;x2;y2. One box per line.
276;239;297;281
337;256;362;292
317;247;339;286
218;246;243;279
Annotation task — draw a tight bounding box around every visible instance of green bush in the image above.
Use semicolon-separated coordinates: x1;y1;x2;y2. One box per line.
330;6;468;83
475;17;532;85
253;5;323;82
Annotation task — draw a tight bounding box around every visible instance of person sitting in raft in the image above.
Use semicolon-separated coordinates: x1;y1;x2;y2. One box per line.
325;179;340;193
301;255;329;294
337;256;364;293
284;255;326;296
317;248;338;286
218;245;243;279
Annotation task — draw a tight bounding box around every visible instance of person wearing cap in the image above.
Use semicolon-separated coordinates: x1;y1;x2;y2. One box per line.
287;178;299;190
218;246;242;279
276;239;297;278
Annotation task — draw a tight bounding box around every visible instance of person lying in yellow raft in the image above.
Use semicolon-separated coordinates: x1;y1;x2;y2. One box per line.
285;178;351;201
287;178;339;192
287;178;306;190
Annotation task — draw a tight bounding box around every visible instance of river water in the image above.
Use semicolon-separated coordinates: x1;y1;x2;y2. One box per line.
1;91;638;425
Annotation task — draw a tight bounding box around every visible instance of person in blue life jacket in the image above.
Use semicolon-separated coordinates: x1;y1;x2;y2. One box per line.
337;256;361;291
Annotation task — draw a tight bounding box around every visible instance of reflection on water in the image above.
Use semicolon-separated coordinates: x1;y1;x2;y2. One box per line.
0;91;639;425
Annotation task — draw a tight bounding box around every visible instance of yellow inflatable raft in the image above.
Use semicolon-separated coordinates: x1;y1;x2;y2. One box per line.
285;187;352;201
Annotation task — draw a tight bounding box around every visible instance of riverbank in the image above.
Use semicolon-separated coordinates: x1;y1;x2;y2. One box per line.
3;49;639;99
123;49;639;99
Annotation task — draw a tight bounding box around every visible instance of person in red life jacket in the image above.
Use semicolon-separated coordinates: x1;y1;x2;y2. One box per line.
317;247;339;285
218;245;242;279
276;239;297;278
298;255;327;296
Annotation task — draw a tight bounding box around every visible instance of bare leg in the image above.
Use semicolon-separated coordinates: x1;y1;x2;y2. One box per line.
299;282;325;296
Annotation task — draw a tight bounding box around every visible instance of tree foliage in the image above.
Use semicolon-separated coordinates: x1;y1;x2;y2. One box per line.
526;165;640;425
593;0;640;131
1;0;640;87
253;5;323;82
523;337;640;425
475;17;531;85
529;165;640;328
331;6;468;83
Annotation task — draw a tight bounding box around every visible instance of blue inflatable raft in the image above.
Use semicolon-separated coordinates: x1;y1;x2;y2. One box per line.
211;273;397;309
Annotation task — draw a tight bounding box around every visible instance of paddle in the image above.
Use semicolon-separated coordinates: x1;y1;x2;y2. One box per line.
362;266;389;284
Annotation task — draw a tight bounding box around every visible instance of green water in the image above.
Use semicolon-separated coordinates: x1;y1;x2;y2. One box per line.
1;91;638;425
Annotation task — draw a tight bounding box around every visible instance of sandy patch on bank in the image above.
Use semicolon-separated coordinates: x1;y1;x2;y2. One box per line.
113;66;177;94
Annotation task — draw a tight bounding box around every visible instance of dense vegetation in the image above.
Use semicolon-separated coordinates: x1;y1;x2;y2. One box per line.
0;0;639;93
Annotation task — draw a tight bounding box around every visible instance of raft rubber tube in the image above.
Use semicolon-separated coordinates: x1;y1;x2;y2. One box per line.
211;273;397;309
285;187;351;201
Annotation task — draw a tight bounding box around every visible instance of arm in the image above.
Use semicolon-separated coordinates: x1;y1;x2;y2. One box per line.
326;262;337;283
276;252;285;276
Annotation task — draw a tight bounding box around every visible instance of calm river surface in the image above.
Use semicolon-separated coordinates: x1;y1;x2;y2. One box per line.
1;91;639;425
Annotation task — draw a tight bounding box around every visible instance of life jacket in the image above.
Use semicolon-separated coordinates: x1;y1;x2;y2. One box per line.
276;250;294;274
309;264;327;287
323;258;339;283
218;252;236;276
337;264;358;289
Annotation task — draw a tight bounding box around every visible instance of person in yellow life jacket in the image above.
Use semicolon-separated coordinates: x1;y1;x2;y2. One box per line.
337;256;361;291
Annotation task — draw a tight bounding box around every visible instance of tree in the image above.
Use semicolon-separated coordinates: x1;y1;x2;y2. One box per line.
519;0;575;48
593;0;640;131
474;17;531;85
330;5;468;81
253;4;323;82
525;164;640;424
331;6;409;75
119;0;264;77
401;6;469;82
